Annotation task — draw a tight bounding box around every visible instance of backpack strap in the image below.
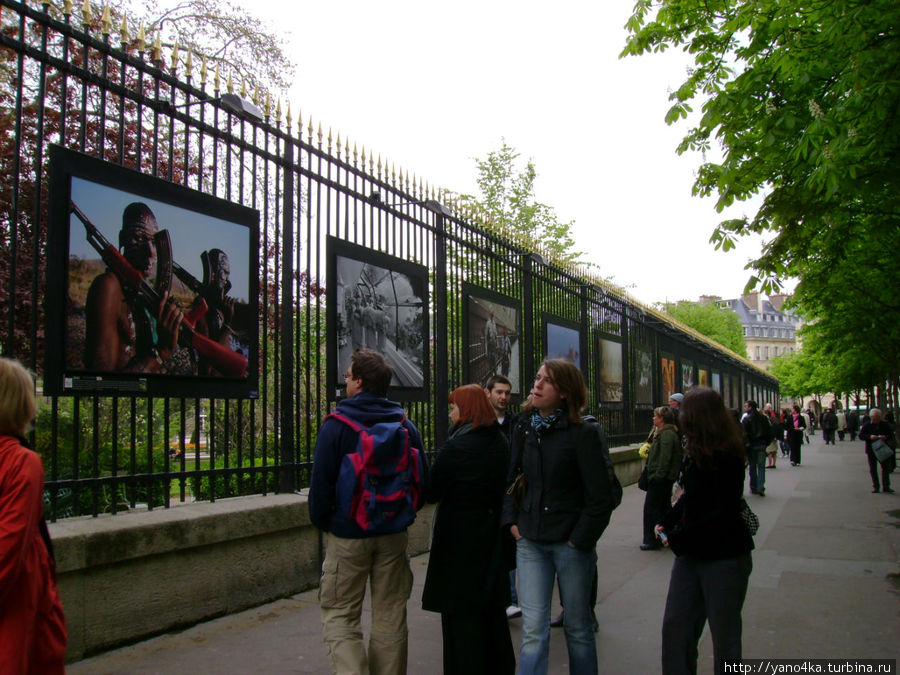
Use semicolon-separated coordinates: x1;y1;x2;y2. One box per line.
326;412;364;433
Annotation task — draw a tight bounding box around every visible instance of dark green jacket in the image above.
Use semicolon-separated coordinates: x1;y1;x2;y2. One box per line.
646;425;682;483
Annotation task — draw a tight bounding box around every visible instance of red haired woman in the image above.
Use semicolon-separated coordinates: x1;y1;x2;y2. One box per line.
422;384;514;674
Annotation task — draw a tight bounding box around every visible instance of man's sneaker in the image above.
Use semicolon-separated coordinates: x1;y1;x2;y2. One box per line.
505;605;522;619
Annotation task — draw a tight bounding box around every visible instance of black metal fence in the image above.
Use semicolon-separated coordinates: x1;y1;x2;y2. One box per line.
0;0;778;519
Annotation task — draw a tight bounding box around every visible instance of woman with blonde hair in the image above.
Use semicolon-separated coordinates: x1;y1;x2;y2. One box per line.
0;358;67;673
422;384;514;674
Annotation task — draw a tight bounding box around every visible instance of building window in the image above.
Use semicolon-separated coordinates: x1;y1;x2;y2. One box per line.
743;326;748;336
755;346;761;359
764;346;769;359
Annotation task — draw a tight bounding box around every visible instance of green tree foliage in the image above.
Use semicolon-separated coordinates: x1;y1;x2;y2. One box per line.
622;0;900;391
663;301;745;355
452;140;583;265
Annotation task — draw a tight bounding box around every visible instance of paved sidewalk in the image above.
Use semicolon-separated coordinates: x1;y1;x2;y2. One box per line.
68;434;900;674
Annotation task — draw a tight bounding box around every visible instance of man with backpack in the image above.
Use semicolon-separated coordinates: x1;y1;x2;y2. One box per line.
742;400;772;497
309;348;429;675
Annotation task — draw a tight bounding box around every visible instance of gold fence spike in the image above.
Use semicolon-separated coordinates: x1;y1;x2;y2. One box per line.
353;143;358;165
285;102;292;129
317;122;323;145
81;0;91;28
136;21;145;52
227;71;233;95
328;127;333;152
308;117;314;141
276;97;282;123
264;91;271;119
200;55;207;87
170;39;179;72
101;4;111;35
119;15;129;46
151;32;162;64
240;78;246;98
63;0;73;17
185;50;193;79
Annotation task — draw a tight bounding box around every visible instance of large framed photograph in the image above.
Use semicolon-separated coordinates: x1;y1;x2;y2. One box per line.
462;283;521;394
596;335;623;402
660;353;677;402
543;314;582;369
45;146;260;398
633;342;653;405
327;236;429;401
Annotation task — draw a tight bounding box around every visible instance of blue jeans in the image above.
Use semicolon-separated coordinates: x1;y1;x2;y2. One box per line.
747;444;766;493
516;537;598;675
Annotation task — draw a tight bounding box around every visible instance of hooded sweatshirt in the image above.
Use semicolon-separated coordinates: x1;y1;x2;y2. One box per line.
309;392;428;538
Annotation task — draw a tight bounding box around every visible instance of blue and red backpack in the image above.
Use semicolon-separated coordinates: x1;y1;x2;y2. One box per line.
327;412;424;534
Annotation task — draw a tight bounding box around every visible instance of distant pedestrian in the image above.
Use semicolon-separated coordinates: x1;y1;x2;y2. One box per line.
422;384;515;674
309;349;429;675
836;409;847;441
788;405;806;466
847;410;860;441
741;400;770;496
640;406;681;550
778;408;792;458
858;408;895;494
821;408;838;445
0;358;67;674
763;404;779;468
655;387;754;675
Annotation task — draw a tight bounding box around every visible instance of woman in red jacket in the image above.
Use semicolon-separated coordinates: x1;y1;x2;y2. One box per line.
0;358;67;674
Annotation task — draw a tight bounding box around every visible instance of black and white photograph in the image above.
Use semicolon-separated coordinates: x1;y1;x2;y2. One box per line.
463;284;521;394
597;336;623;402
633;342;653;405
327;236;429;400
543;314;582;369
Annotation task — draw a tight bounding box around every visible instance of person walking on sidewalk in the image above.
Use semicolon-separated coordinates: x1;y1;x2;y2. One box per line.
655;387;754;675
309;348;430;675
821;408;838;445
859;408;895;494
741;400;770;496
788;404;806;466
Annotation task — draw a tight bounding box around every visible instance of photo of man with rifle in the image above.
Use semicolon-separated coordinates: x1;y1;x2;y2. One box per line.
83;202;185;374
79;201;248;378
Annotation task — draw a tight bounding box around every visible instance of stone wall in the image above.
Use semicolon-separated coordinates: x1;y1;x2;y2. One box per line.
53;446;641;661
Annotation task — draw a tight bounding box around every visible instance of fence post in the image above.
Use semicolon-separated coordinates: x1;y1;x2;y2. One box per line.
279;143;296;492
428;200;450;445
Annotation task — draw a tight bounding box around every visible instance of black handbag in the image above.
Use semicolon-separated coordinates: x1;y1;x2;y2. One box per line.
638;465;649;491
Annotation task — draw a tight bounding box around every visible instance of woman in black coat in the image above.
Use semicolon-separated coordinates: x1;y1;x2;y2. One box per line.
422;384;515;675
655;387;754;675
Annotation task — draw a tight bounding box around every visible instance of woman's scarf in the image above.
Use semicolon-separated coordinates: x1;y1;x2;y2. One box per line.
530;408;564;434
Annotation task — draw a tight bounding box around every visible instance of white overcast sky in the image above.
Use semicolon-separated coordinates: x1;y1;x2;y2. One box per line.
249;0;786;307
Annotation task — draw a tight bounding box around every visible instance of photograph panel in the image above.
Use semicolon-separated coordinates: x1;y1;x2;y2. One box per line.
463;284;521;394
327;237;429;401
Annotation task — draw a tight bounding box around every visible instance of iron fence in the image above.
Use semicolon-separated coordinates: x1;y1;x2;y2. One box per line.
0;0;779;519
